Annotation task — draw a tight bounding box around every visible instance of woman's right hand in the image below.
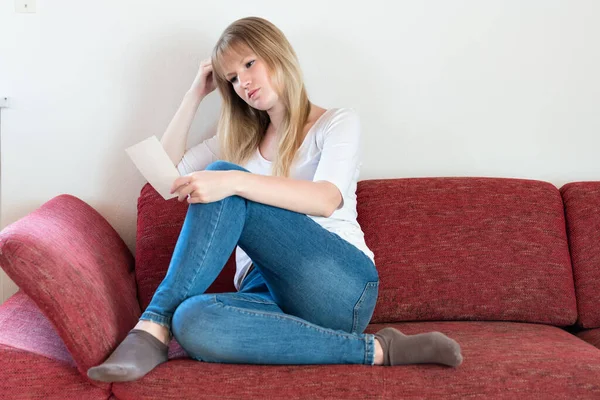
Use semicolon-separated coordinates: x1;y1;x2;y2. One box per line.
188;58;217;100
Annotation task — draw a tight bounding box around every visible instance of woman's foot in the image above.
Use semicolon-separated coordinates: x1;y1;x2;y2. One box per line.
374;337;385;365
374;328;463;367
134;320;171;345
87;321;171;382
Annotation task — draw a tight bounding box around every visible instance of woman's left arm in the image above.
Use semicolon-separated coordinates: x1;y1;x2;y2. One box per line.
232;171;342;218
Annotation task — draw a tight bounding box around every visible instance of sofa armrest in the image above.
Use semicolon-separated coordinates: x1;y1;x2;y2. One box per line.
560;181;600;329
0;194;141;377
577;329;600;350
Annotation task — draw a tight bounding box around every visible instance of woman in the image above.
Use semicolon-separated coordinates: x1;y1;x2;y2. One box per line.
88;16;463;382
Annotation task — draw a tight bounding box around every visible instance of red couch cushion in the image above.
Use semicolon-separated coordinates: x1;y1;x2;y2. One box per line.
0;291;110;399
0;291;74;367
136;178;577;327
356;178;577;326
112;321;600;399
0;194;140;375
560;181;600;329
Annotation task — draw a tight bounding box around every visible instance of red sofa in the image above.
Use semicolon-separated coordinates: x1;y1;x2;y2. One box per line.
1;177;599;399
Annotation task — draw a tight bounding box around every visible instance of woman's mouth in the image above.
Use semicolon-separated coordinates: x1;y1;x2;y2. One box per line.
249;88;260;99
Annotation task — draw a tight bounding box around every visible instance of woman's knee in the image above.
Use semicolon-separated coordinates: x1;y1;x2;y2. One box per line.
205;160;249;173
171;295;219;356
172;294;246;363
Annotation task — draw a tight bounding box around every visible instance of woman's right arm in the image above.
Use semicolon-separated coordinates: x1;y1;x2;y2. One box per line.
160;91;205;166
161;58;216;166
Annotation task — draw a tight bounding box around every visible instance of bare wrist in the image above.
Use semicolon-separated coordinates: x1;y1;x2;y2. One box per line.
230;171;246;196
184;90;205;104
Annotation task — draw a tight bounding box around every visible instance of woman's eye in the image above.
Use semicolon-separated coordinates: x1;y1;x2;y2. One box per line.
229;61;254;84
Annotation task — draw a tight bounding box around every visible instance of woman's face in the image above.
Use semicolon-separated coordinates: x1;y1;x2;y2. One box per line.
222;48;279;111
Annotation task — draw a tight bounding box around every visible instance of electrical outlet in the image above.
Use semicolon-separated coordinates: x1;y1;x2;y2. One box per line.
15;0;36;13
0;97;9;108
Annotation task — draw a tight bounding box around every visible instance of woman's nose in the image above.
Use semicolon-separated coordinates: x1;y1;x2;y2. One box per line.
239;72;251;87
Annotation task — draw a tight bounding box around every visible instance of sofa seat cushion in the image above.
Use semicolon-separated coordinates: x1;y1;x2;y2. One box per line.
112;321;600;399
0;290;110;399
0;290;74;366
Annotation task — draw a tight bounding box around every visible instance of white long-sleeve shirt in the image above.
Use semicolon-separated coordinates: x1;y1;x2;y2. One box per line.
176;108;375;290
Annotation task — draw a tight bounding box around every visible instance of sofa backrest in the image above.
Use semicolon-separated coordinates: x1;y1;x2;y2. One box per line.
560;181;600;329
136;177;578;327
356;177;577;326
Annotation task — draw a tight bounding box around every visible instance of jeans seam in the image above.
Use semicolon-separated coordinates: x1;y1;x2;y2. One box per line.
352;281;379;333
365;334;375;365
216;294;277;306
211;296;366;342
139;311;172;329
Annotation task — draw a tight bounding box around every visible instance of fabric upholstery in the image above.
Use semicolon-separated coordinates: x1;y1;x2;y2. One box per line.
136;179;577;327
560;181;600;329
1;178;598;399
0;290;110;399
355;178;577;326
112;321;600;399
0;194;140;375
578;328;600;350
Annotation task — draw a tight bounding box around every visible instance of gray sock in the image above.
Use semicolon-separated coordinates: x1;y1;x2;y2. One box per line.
374;327;463;367
87;329;169;382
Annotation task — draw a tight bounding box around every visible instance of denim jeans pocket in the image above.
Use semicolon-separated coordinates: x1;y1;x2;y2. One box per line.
352;280;379;334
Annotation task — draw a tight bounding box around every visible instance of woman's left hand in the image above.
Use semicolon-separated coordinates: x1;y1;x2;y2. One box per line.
170;171;238;204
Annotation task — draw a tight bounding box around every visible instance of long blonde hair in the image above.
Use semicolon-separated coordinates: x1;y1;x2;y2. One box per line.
211;17;311;178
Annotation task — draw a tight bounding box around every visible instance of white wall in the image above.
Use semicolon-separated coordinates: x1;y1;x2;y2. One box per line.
1;1;599;304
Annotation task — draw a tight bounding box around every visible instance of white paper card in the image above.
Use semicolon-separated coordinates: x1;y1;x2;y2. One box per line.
125;135;180;200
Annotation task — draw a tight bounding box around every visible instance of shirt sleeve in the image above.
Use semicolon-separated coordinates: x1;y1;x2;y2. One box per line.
176;132;221;176
312;108;362;211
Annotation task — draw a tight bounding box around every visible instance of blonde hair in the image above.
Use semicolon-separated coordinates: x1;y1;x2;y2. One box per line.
211;16;311;178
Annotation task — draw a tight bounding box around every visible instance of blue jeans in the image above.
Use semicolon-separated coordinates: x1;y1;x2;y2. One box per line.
139;161;380;365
